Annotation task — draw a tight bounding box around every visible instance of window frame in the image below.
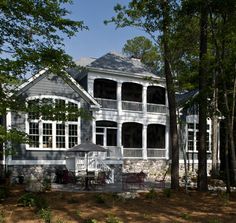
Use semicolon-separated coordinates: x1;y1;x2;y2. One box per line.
26;95;80;151
186;119;211;152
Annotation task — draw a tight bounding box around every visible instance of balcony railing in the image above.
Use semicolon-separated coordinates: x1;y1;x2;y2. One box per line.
147;103;167;113
122;101;143;111
123;148;143;158
95;98;117;109
95;98;168;114
147;148;166;158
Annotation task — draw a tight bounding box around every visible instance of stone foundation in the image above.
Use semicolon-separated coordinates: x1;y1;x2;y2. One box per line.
123;159;170;181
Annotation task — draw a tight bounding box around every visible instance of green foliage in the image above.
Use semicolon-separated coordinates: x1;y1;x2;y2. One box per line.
162;188;171;198
207;219;222;223
94;193;106;204
180;212;191;220
218;191;229;206
75;210;81;218
38;208;51;223
105;214;123;223
0;187;9;200
18;193;48;210
0;210;5;223
123;36;161;73
145;188;158;200
42;178;51;191
84;219;98;223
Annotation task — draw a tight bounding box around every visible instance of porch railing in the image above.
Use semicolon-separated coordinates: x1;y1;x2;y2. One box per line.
95;98;117;109
147;103;167;113
147;148;166;158
122;101;143;111
123;148;143;158
106;146;122;159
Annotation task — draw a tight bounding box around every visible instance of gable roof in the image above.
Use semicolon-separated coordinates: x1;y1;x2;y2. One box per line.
176;89;199;108
88;52;157;78
15;69;100;108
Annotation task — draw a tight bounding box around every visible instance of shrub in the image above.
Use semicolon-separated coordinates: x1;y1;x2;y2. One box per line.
105;214;123;223
0;187;9;200
84;218;98;223
38;208;51;223
180;212;191;220
18;193;48;210
145;188;158;200
162;188;171;198
94;193;106;204
43;178;51;191
0;210;5;223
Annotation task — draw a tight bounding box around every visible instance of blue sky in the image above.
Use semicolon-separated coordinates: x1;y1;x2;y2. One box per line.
63;0;146;61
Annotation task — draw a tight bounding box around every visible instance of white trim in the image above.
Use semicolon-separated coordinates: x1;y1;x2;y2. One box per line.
8;160;66;165
11;68;49;97
179;159;213;164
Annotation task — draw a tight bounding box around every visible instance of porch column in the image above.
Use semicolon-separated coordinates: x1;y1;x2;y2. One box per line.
117;82;122;113
165;122;169;159
88;78;95;96
117;122;122;157
5;111;12;166
92;118;96;144
142;85;147;114
142;124;147;159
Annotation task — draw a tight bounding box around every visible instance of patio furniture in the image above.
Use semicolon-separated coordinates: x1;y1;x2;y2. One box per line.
122;171;147;190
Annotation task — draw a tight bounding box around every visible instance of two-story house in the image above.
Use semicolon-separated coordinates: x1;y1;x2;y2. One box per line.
1;52;215;182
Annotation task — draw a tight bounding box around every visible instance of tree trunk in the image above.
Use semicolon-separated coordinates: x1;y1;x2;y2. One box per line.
198;1;208;191
211;75;219;178
162;0;179;189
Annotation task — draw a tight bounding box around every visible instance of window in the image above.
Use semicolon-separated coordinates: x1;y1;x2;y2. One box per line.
95;121;117;146
187;122;211;152
27;97;80;150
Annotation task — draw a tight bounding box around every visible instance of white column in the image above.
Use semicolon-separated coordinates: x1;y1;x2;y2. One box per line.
88;78;95;96
165;121;170;159
117;122;123;158
117;82;122;113
5;111;12;165
92;116;96;144
142;86;147;114
142;124;147;159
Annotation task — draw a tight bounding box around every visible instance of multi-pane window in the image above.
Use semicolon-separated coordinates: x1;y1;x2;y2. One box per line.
95;121;117;146
187;122;211;152
27;97;79;149
56;124;65;148
69;124;78;148
29;123;39;148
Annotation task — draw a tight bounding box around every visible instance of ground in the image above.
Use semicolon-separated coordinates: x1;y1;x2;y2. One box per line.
0;185;236;223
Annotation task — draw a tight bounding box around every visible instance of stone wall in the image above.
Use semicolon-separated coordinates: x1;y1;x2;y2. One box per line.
123;159;170;181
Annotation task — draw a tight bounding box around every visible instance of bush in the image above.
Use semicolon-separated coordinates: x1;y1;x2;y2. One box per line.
84;219;98;223
162;188;171;198
43;178;51;191
18;193;48;210
145;188;158;200
0;187;9;200
38;208;51;223
106;214;123;223
94;194;106;204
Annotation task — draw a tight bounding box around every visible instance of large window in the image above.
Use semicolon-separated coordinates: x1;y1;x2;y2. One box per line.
95;121;117;146
187;122;211;152
27;97;80;150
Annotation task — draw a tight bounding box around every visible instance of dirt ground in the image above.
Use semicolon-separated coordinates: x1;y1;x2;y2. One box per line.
0;185;236;223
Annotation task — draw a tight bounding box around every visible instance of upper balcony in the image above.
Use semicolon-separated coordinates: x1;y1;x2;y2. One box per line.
94;79;167;114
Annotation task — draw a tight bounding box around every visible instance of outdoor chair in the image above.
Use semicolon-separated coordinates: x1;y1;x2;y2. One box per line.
122;171;147;190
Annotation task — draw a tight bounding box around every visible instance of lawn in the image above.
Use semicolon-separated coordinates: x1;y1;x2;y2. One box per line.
0;185;236;223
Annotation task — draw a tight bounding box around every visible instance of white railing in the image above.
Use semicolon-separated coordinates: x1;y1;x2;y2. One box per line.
147;148;166;158
95;98;117;109
147;103;167;113
122;101;143;111
106;146;122;159
123;148;143;158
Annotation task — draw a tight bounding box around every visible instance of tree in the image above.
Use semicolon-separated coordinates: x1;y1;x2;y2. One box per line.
0;0;86;160
106;0;180;189
123;36;161;73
